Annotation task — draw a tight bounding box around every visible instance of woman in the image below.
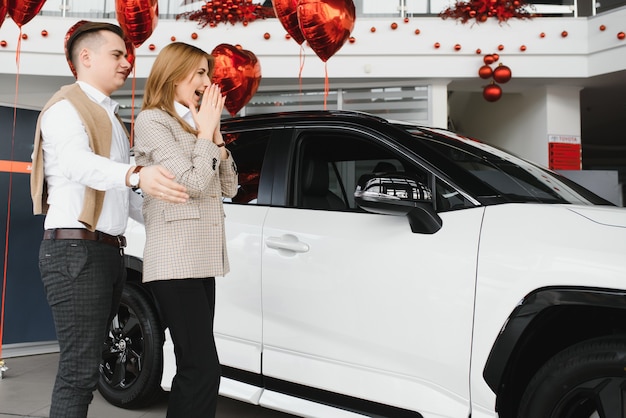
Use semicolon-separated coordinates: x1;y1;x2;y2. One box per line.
133;42;238;418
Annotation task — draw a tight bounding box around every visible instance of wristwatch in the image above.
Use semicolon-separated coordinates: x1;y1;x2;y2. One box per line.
129;165;143;190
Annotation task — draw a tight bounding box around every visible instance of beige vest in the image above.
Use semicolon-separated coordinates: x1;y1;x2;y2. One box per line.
30;84;124;231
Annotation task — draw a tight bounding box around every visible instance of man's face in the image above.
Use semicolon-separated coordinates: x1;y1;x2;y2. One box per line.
80;30;131;96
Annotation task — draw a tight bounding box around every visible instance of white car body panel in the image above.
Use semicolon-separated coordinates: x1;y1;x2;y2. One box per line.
260;206;484;416
470;203;626;412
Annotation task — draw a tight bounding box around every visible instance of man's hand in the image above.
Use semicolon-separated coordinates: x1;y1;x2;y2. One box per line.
139;165;189;203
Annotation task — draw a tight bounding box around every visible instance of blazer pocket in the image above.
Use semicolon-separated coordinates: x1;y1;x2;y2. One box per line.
163;202;200;222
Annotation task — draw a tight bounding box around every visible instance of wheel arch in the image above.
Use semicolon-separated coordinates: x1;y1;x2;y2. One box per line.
483;286;626;417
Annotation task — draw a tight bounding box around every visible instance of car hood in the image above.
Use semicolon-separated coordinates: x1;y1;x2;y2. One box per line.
567;205;626;228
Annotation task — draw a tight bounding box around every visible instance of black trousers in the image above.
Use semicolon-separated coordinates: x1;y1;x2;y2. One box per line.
39;239;125;418
150;278;221;418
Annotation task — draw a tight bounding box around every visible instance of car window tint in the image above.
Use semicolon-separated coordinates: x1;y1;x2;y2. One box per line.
293;131;430;211
223;131;270;205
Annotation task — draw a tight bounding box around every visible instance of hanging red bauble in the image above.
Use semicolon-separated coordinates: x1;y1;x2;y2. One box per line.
540;32;545;38
41;29;48;36
115;0;158;48
21;33;28;39
404;17;409;23
370;26;376;32
520;45;526;51
483;54;495;65
478;65;493;79
454;43;461;51
492;53;499;61
0;40;7;47
561;30;568;37
493;63;512;83
263;32;270;39
7;0;47;28
618;32;625;40
148;43;155;50
272;0;305;44
483;83;502;102
599;25;606;31
297;0;356;62
414;28;420;35
191;32;198;39
349;36;355;43
391;22;398;30
476;48;481;54
434;42;440;48
171;35;176;41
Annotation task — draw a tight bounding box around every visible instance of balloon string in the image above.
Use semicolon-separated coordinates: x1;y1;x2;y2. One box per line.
298;45;304;96
324;63;329;110
129;67;136;148
1;29;23;361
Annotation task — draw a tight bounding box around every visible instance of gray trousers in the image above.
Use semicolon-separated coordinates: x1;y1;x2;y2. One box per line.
39;238;126;418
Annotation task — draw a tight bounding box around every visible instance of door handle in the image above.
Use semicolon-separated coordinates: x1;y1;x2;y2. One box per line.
265;234;310;253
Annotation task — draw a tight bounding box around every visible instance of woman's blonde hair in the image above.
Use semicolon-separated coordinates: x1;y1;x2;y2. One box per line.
142;42;214;134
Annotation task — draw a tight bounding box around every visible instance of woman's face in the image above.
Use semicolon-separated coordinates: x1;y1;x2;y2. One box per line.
174;57;211;108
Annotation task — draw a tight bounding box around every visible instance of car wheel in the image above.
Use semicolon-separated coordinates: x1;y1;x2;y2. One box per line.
518;335;626;418
98;282;164;408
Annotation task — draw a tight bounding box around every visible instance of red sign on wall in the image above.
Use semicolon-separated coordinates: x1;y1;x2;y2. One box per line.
548;135;581;170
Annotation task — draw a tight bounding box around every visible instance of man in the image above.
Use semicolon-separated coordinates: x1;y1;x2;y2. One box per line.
30;21;188;418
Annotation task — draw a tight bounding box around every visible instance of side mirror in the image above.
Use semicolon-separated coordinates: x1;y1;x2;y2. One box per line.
354;173;443;234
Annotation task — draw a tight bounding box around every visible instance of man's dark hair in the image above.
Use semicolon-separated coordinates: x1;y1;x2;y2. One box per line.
66;21;125;64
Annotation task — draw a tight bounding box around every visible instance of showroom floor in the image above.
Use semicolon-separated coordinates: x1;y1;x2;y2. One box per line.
0;353;297;418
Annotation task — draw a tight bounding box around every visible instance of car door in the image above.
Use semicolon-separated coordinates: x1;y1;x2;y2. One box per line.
260;128;485;416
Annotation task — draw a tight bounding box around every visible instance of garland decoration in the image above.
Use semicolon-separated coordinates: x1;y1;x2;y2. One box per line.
440;0;535;24
177;0;276;28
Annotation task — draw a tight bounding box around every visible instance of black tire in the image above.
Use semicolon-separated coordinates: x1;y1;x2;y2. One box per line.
97;282;164;409
518;335;626;418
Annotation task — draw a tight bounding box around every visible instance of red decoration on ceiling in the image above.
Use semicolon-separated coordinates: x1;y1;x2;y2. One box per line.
177;0;275;28
493;63;512;83
618;32;625;40
440;0;534;24
483;83;502;102
211;43;262;116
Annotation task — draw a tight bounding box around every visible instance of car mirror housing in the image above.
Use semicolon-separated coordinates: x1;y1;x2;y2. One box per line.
354;173;443;234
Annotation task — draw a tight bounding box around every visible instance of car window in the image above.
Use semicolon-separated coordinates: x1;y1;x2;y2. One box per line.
223;130;270;205
292;130;434;211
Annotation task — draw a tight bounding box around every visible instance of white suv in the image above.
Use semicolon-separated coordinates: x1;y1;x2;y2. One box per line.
98;110;626;418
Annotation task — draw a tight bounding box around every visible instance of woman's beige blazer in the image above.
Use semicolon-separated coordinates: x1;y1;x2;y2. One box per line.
134;108;238;282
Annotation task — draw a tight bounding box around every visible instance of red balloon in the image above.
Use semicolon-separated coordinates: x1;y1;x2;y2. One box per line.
211;44;262;117
7;0;47;28
0;0;8;29
64;20;135;78
297;0;356;62
115;0;158;48
493;64;512;83
483;83;502;102
272;0;305;45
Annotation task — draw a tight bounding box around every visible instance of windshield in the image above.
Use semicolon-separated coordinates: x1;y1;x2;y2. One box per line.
395;125;612;206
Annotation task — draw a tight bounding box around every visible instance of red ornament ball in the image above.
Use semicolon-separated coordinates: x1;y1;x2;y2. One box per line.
370;27;376;33
1;40;7;47
191;32;198;40
21;33;28;40
149;44;156;51
285;33;291;40
41;30;48;37
171;36;176;42
476;48;482;54
434;42;440;49
264;32;270;40
483;83;502;102
404;17;409;23
497;44;504;51
484;54;495;65
561;31;568;37
492;53;499;62
618;32;625;40
599;25;606;31
478;65;493;79
493;64;512;83
415;28;421;35
520;45;527;51
349;36;356;43
540;32;546;38
454;44;461;51
391;22;398;30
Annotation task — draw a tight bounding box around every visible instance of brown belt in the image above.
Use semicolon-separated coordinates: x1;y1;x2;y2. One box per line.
43;228;127;248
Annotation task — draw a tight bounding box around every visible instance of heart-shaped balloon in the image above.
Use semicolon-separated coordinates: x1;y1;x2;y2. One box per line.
297;0;355;62
272;0;305;45
7;0;47;28
211;44;262;117
0;0;8;29
64;20;135;78
115;0;158;48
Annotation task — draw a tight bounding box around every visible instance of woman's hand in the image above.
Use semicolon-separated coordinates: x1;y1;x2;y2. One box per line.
191;83;226;141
